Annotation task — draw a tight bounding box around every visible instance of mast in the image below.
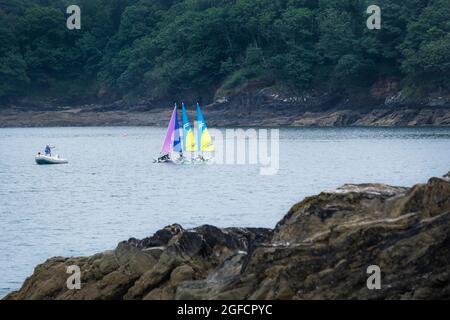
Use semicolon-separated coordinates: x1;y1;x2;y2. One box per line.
173;103;183;155
197;102;204;158
182;102;197;159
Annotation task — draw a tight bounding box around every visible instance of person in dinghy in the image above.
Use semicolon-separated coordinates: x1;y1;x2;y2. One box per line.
156;153;170;163
35;146;68;165
44;145;55;156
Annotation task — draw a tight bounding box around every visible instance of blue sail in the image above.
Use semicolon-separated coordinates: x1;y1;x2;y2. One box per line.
173;104;183;153
182;103;197;152
197;102;205;150
197;102;214;152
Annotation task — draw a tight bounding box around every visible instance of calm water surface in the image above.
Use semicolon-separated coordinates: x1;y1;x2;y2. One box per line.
1;127;450;297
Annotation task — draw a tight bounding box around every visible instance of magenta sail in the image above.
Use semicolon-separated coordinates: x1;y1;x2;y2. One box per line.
160;106;177;155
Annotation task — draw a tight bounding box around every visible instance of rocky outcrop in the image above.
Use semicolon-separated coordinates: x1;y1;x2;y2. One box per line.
5;172;450;300
205;83;450;127
1;83;449;127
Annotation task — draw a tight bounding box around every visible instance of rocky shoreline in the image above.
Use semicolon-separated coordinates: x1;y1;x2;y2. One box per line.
1;83;449;127
5;171;450;300
1;106;450;127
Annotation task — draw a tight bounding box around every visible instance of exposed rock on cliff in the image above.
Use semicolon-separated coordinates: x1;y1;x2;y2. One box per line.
205;84;450;127
5;172;450;300
1;83;449;127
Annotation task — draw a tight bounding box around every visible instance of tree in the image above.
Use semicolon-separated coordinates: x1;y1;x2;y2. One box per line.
0;12;28;97
401;0;450;86
0;0;448;100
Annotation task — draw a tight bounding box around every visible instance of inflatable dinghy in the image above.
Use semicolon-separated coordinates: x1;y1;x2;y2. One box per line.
35;154;68;165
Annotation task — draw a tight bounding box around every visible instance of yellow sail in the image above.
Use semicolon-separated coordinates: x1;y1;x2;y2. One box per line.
197;103;215;153
182;103;197;152
185;129;197;152
201;128;215;152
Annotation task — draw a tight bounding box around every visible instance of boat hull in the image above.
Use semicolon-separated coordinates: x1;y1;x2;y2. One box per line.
153;157;213;165
35;155;68;165
153;158;184;165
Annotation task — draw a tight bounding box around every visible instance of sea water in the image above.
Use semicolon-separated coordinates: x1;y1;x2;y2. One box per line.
0;126;449;297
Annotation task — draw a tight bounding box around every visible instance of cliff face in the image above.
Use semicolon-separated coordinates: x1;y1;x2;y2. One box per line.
205;82;450;127
1;81;449;127
5;172;450;300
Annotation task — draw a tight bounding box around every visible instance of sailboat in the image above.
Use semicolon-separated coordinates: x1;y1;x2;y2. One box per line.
195;102;215;163
154;102;214;164
154;104;184;164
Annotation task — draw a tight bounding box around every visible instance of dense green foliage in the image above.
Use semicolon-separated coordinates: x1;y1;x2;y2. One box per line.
0;0;448;100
